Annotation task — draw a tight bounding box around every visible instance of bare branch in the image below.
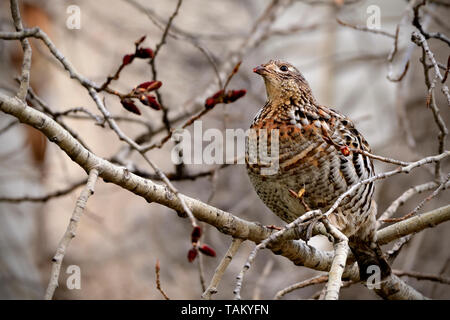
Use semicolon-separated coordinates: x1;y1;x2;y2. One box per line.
274;275;328;300
393;269;450;285
336;18;396;39
0;178;87;203
44;168;99;300
322;220;349;300
150;0;183;133
413;0;450;47
381;174;449;223
323;151;450;219
9;0;32;101
202;238;243;300
377;180;449;226
155;259;170;300
377;204;450;245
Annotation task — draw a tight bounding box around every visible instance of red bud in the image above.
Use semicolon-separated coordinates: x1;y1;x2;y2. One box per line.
187;248;198;262
205;97;217;109
198;244;216;257
225;89;246;103
137;81;162;91
340;146;350;156
121;99;141;115
139;95;161;110
204;90;225;109
122;54;135;66
212;90;225;100
147;96;161;110
191;226;202;243
135;48;154;59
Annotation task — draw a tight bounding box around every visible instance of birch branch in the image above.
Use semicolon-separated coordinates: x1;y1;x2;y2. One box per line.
322;220;349;300
9;0;32;101
202;238;243;300
377;204;450;245
44;168;99;300
274;275;328;300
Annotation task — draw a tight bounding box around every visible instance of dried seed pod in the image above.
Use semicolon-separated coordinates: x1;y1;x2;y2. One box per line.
120;99;141;115
187;248;198;262
198;244;216;257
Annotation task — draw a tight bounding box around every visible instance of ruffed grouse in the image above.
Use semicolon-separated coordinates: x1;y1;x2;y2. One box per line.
245;60;390;279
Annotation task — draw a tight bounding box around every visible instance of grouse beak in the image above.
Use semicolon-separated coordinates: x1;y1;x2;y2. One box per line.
253;65;268;75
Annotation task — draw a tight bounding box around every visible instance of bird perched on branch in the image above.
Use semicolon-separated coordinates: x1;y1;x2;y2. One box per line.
246;59;390;280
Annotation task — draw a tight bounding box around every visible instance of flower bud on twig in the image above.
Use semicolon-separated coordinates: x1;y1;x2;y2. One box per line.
120;98;141;115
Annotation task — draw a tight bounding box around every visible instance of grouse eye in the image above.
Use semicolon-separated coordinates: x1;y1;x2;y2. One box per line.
280;65;288;72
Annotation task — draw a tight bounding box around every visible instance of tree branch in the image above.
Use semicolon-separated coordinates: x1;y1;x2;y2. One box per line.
0;93;444;300
44;168;99;300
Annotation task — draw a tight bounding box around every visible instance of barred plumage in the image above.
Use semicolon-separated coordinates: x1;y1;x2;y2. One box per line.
246;60;390;279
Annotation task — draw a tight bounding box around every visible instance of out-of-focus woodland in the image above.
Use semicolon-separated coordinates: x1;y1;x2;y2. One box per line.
0;0;449;299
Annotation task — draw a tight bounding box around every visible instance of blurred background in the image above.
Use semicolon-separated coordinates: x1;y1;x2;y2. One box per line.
0;0;449;299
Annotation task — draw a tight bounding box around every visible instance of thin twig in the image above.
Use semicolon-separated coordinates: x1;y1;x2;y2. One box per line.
0;119;19;135
274;275;328;300
324;152;450;219
336;18;396;38
155;259;170;300
0;178;88;203
150;0;183;133
351;148;411;166
412;31;450;106
386;235;413;263
202;238;243;300
413;32;449;182
44;168;99;300
377;180;449;226
322;219;349;300
381;174;449;223
393;269;450;285
413;0;450;47
233;210;321;300
124;0;222;87
9;0;32;101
